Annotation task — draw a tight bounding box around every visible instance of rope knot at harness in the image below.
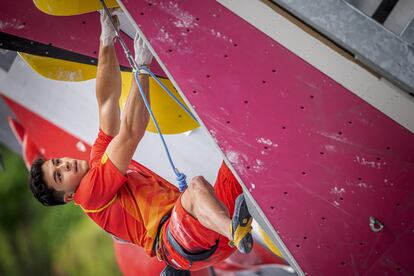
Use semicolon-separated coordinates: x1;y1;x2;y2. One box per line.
176;172;187;192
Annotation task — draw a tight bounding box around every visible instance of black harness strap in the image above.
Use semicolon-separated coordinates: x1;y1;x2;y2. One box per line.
153;212;171;255
154;212;219;269
166;226;219;264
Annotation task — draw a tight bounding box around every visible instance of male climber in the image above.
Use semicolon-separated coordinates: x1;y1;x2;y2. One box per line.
28;10;253;273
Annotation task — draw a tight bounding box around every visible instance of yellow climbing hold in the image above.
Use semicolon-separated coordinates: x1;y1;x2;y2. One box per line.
258;226;284;258
19;52;97;82
18;52;198;134
33;0;119;16
120;72;199;134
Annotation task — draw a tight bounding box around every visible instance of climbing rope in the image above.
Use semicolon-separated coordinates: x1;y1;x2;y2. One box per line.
133;68;189;192
99;1;198;192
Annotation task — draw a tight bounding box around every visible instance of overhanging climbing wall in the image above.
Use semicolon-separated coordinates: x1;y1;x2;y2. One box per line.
119;1;414;275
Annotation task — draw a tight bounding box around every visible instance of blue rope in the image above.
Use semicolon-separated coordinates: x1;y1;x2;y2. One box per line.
133;67;195;192
138;67;198;123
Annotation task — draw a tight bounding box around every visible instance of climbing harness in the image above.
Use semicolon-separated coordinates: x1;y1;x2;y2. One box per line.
166;226;219;267
99;1;198;192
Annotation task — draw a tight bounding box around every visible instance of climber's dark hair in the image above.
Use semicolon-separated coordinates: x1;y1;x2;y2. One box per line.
29;158;65;206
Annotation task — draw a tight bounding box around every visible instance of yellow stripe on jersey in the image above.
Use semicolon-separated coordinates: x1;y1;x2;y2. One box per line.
101;153;109;164
76;195;117;213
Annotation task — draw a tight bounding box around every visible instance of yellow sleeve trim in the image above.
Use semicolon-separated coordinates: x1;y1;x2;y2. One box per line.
76;194;117;213
101;152;109;164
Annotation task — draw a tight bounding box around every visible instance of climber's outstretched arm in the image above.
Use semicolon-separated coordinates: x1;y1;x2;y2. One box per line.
106;73;150;174
106;34;153;174
96;11;122;137
96;44;122;137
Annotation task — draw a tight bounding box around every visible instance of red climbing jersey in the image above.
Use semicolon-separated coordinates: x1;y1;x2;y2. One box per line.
74;130;180;256
74;130;243;270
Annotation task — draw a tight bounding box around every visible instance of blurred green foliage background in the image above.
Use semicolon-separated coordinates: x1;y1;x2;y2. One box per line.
0;144;121;276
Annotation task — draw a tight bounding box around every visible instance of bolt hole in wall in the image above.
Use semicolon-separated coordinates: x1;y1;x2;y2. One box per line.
82;21;86;24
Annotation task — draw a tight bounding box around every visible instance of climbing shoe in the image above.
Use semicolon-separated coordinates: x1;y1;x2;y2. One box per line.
229;194;253;254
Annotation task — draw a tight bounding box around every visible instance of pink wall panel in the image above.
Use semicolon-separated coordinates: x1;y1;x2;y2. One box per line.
0;0;166;77
122;1;414;275
0;0;129;68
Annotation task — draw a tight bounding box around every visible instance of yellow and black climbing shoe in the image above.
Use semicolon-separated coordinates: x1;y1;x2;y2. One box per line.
229;194;253;254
